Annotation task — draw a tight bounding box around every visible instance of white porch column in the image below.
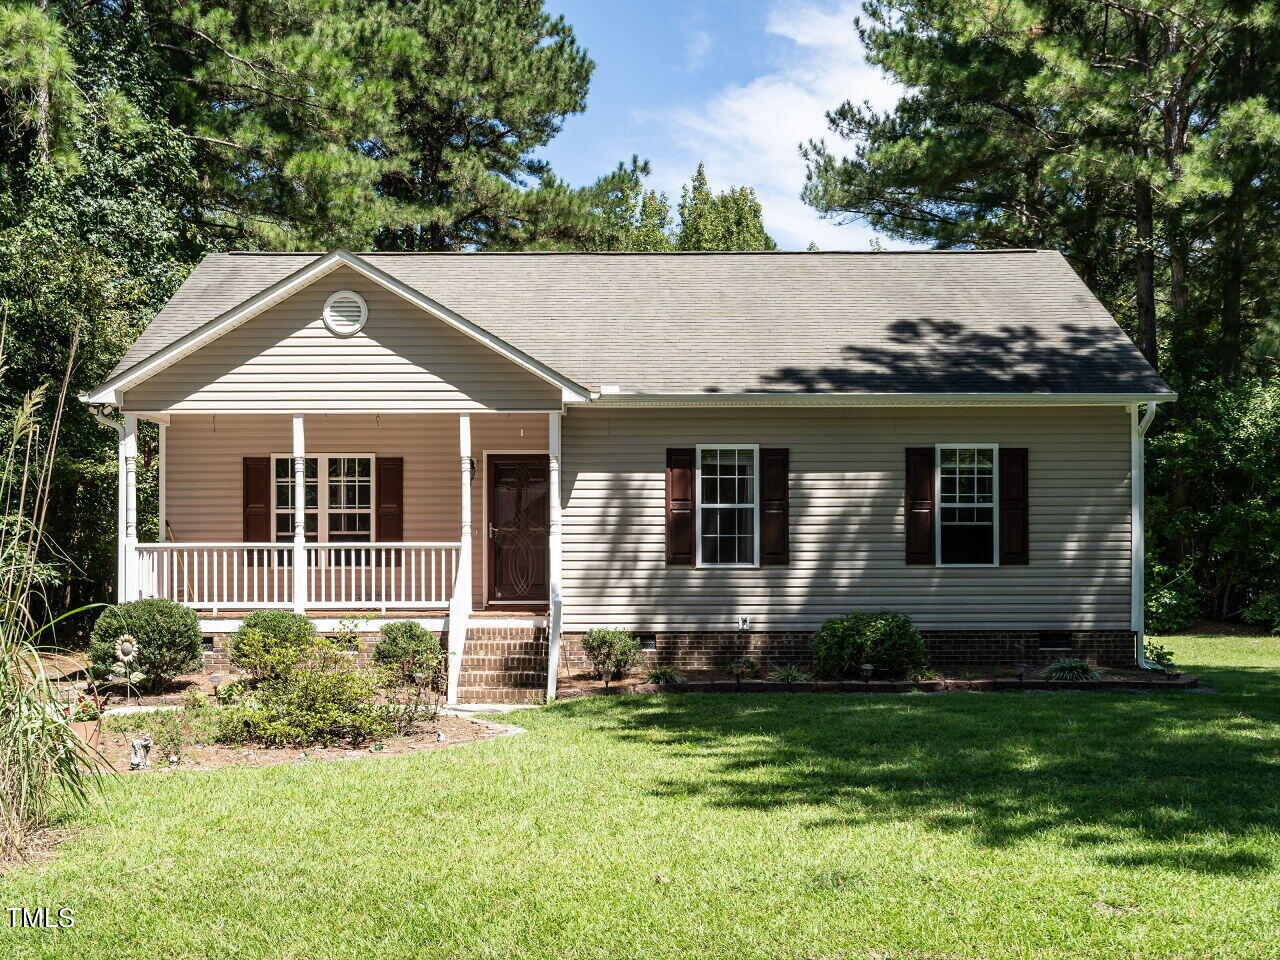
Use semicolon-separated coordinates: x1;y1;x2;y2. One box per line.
292;414;307;614
546;412;564;700
446;414;473;704
157;424;167;542
122;414;139;600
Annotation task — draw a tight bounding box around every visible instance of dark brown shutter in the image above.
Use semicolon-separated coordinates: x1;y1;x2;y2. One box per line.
904;447;935;565
376;457;404;542
760;448;789;565
243;457;271;542
999;447;1029;565
665;448;695;565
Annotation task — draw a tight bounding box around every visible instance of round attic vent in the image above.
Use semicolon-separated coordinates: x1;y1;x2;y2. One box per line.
322;290;367;336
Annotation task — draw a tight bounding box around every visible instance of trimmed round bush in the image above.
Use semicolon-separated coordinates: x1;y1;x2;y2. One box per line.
89;598;203;692
810;611;928;681
373;621;443;682
229;610;318;680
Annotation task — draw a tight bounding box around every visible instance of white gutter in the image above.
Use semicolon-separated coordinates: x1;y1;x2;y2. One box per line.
88;403;127;602
1131;400;1163;668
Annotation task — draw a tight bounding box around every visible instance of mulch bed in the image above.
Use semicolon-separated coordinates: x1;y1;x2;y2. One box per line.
555;668;1199;699
94;714;512;773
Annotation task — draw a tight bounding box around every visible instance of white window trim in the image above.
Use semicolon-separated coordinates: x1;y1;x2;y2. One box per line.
270;452;375;543
694;443;761;568
935;442;1000;568
322;289;368;336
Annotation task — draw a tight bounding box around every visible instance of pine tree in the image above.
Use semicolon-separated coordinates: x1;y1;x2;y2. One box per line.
585;162;775;252
372;0;597;250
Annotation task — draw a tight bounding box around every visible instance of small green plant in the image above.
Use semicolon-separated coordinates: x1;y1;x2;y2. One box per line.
89;598;203;692
728;658;761;684
1143;641;1176;669
150;710;188;764
644;667;686;685
229;611;318;681
374;621;444;685
64;692;102;722
213;679;245;706
771;665;808;685
580;629;642;690
810;611;928;681
1039;657;1101;682
331;617;366;652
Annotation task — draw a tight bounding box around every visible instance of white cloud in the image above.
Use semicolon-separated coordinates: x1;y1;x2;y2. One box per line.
642;1;905;250
683;28;712;71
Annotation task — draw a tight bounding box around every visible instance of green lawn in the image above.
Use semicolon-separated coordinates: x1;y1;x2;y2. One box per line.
4;633;1280;959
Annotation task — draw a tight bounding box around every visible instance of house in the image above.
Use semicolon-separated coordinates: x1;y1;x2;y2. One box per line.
81;249;1173;702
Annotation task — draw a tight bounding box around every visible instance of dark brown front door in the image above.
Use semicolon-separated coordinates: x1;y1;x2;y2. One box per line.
488;456;549;603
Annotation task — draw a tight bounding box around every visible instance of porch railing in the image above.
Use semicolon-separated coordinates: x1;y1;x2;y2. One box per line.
134;542;462;611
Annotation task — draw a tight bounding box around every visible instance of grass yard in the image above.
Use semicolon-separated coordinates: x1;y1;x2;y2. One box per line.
4;633;1280;959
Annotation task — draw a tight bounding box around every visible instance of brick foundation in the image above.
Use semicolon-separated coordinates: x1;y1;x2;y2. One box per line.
200;624;1136;698
560;628;1137;673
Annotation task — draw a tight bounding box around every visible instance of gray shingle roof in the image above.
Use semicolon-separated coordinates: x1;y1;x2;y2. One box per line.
104;249;1171;396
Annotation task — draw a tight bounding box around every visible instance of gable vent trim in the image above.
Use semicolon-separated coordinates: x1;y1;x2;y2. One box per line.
322;289;367;336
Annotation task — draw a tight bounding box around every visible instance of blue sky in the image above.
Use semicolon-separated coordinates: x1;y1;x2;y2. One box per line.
538;1;904;250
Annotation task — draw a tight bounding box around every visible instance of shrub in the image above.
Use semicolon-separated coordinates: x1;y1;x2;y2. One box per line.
229;611;318;681
644;667;686;685
810;611;927;681
216;644;392;746
89;598;203;692
374;621;444;683
1241;592;1280;635
1145;562;1200;634
1039;657;1100;681
580;629;642;689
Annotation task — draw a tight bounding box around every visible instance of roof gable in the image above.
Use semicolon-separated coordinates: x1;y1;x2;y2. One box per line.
86;250;589;405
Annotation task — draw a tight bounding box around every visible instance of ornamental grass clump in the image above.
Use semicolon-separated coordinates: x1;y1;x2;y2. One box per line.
810;611;927;681
1039;657;1101;682
0;342;103;860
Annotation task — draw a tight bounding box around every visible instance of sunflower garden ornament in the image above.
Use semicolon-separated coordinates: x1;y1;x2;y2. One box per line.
111;634;146;701
115;634;138;664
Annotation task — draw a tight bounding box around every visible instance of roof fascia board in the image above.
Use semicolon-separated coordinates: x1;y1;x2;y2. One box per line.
85;249;590;404
585;392;1176;407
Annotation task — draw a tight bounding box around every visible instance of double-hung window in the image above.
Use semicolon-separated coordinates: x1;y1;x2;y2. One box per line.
273;454;373;543
936;444;998;566
696;445;759;566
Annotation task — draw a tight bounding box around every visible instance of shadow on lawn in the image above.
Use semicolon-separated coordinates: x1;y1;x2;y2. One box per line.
573;669;1280;876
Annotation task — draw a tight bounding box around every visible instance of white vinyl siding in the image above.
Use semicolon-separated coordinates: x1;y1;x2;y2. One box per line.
122;266;564;413
560;405;1132;632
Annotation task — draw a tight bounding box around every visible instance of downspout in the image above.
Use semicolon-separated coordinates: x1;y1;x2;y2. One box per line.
88;403;127;603
1131;401;1159;668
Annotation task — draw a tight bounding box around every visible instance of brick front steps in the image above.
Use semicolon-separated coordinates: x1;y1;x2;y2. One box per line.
556;674;1199;699
457;633;548;704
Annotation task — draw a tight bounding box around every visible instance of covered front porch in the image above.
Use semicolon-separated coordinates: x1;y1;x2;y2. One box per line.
107;410;565;702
